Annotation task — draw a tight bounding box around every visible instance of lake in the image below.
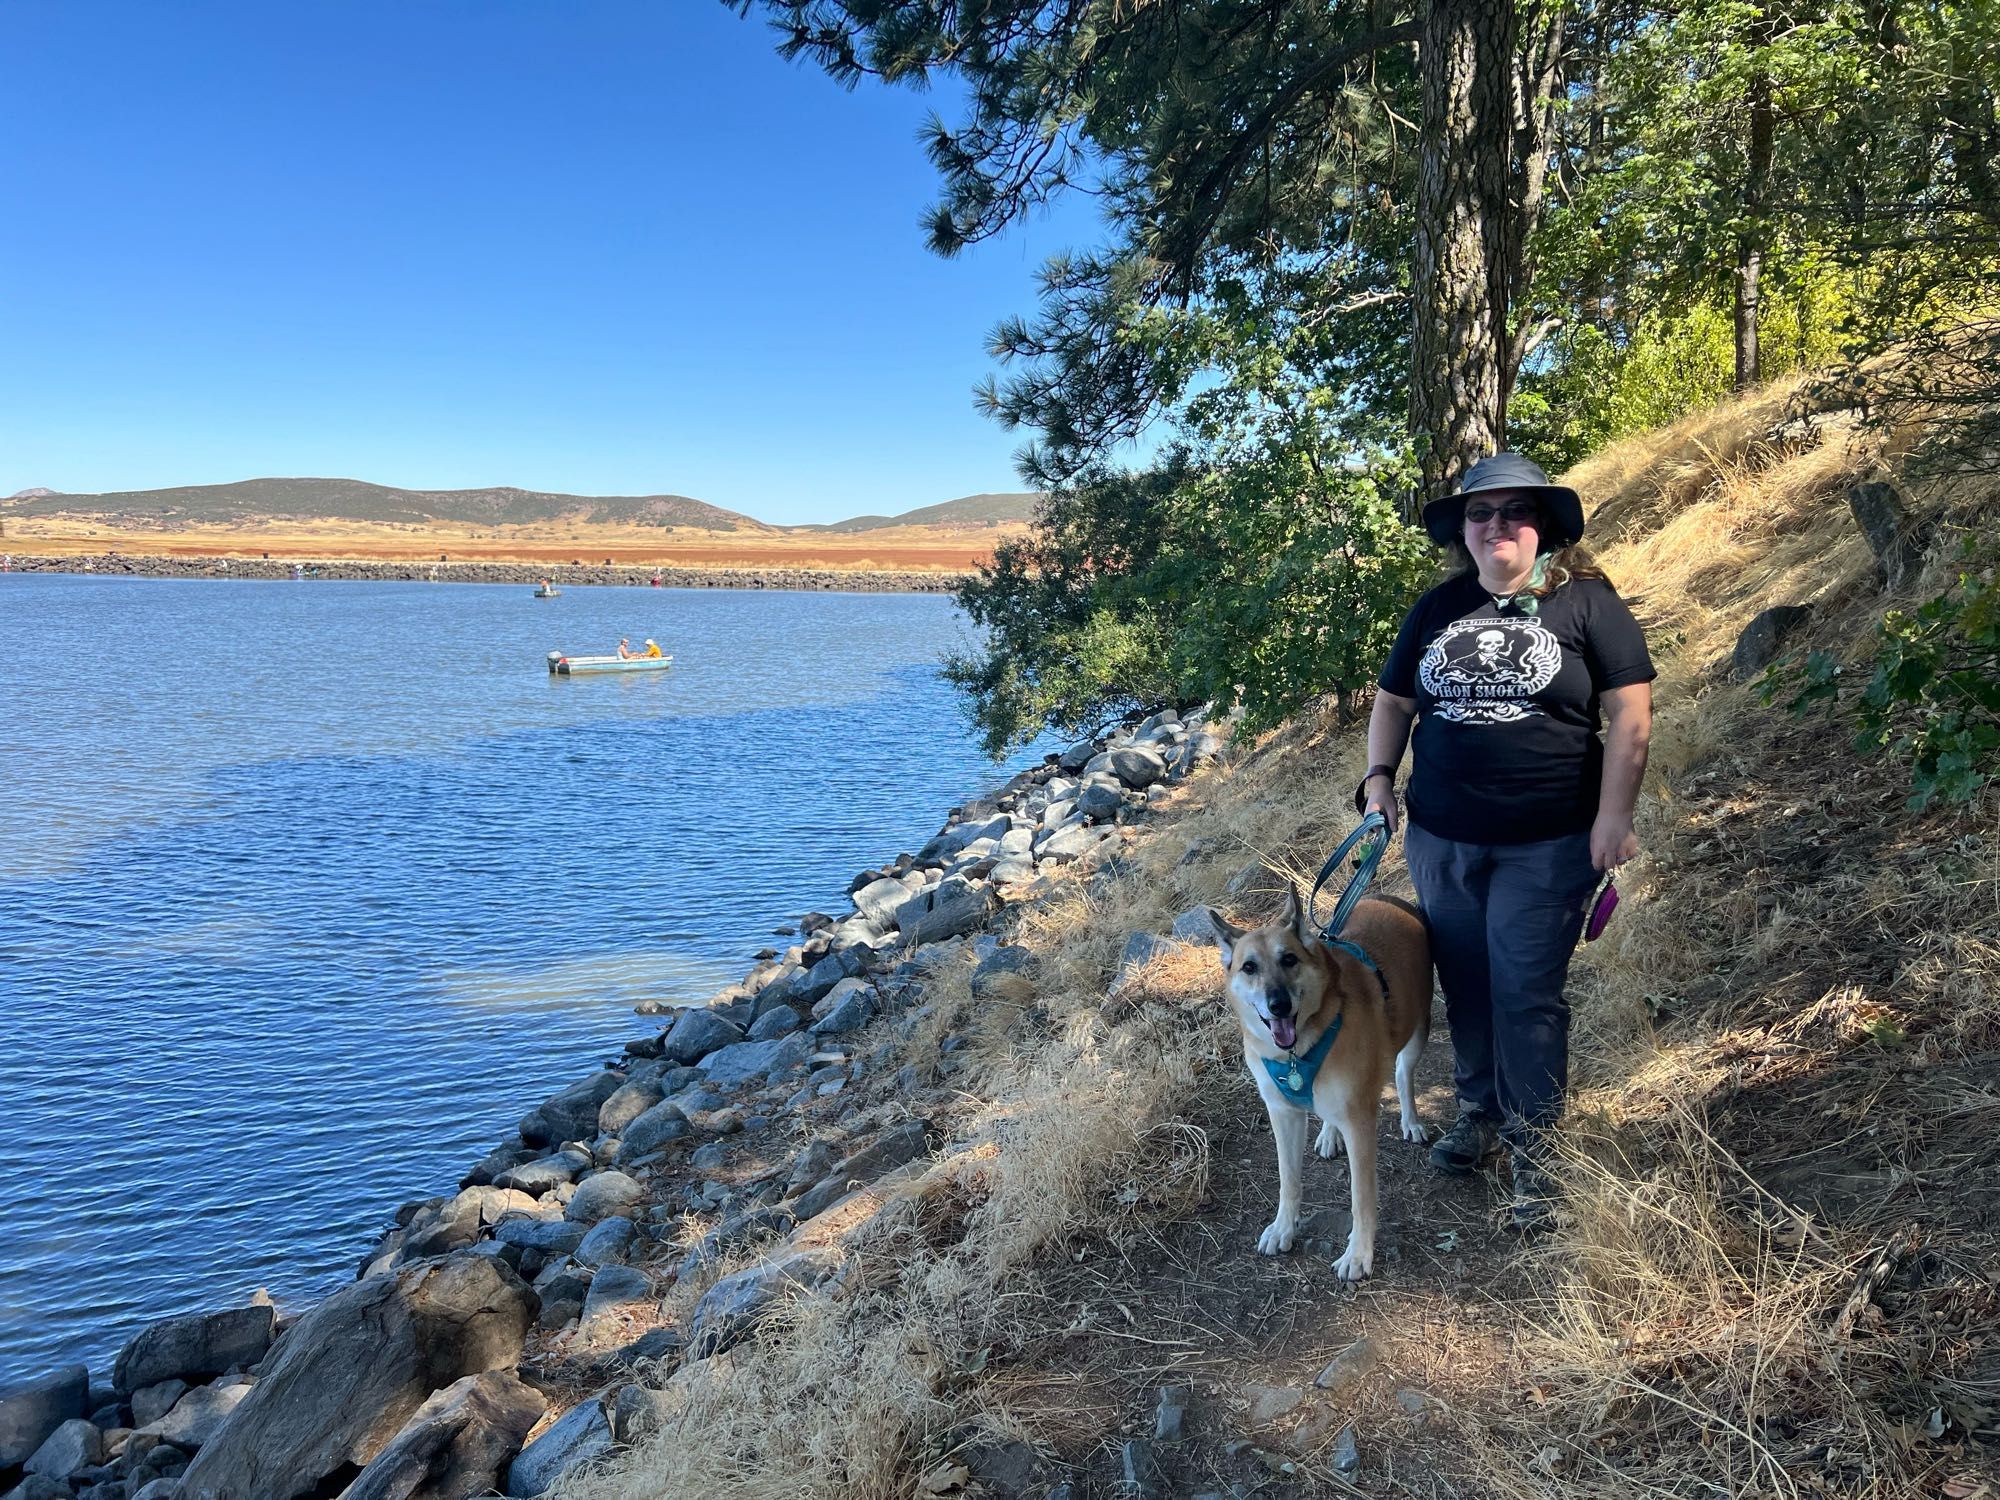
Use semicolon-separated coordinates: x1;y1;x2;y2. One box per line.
0;573;1032;1386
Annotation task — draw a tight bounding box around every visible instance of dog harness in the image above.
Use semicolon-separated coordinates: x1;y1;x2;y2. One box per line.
1264;1013;1343;1108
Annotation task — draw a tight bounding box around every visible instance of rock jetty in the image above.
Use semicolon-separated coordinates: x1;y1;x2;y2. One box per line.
0;707;1223;1500
7;555;962;593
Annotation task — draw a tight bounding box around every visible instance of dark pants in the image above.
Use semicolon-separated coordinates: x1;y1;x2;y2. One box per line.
1404;823;1599;1155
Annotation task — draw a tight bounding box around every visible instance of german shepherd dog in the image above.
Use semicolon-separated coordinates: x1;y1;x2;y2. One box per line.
1207;887;1432;1280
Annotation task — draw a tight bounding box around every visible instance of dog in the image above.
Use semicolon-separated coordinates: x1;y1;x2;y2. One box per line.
1207;886;1432;1280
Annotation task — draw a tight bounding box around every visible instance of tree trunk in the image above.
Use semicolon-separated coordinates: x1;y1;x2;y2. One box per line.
1735;66;1774;389
1411;0;1517;508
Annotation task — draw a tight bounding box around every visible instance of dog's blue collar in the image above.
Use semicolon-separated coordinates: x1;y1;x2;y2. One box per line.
1263;1012;1344;1109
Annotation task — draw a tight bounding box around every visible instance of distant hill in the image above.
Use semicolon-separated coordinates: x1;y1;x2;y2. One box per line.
818;492;1042;532
1;478;768;533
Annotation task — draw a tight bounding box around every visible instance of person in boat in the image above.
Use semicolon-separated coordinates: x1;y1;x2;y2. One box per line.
1361;452;1654;1232
642;638;662;658
617;637;634;659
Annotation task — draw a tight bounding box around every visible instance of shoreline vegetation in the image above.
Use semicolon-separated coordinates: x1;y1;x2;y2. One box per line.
2;553;966;594
4;387;1997;1499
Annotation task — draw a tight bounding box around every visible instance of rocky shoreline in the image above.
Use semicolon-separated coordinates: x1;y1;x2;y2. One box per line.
0;709;1222;1500
4;555;965;593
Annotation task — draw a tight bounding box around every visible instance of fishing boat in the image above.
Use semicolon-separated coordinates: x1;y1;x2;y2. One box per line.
532;583;561;598
547;650;673;676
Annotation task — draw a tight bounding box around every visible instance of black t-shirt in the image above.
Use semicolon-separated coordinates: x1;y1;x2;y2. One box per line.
1379;571;1655;844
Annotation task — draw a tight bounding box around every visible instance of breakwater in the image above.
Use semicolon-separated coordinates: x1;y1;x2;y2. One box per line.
5;553;965;593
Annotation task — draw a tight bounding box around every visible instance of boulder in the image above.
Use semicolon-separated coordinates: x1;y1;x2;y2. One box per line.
1056;738;1097;773
338;1371;546;1500
1103;746;1169;789
971;944;1033;1000
494;1150;591;1198
1039;824;1112;864
576;1265;653;1343
903;887;997;947
1731;603;1814;681
746;1004;803;1042
1;1364;89;1467
23;1417;102;1477
596;1077;665;1137
687;1249;841;1359
1169;907;1215;944
492;1219;588;1255
519;1072;623;1149
660;1010;745;1067
810;980;875;1036
114;1304;276;1394
139;1381;253;1449
502;1397;612;1498
1847;478;1929;589
615;1101;691;1161
573;1216;636;1268
700;1032;811;1090
1075;782;1125;822
1108;931;1177;996
564;1172;643;1225
131;1379;190;1430
175;1253;538;1500
851;876;916;927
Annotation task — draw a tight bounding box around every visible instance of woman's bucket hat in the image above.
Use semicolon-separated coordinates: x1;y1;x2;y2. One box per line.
1421;451;1586;548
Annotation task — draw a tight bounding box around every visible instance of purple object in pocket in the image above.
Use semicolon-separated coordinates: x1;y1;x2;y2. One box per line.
1584;875;1619;942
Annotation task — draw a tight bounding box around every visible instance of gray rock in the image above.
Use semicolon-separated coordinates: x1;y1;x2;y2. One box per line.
1075;782;1125;822
495;1149;590;1197
1056;739;1097;773
1332;1423;1360;1474
4;1477;70;1500
1102;746;1169;789
1848;477;1929;589
660;1009;746;1067
1120;1438;1164;1498
964;1439;1042;1495
834;1120;929;1187
519;1072;624;1148
596;1077;665;1137
987;857;1036;886
573;1216;636;1268
174;1252;538;1500
1108;931;1177;996
675;1205;795;1281
1038;824;1111;864
606;1383;674;1445
1153;1385;1188;1442
131;1481;182;1500
903;886;997;947
700;1032;811;1089
131;1380;190;1430
810;983;876;1036
1731;603;1814;681
1244;1384;1304;1425
24;1417;102;1477
791;947;864;1006
970;943;1033;998
460;1142;536;1188
1169;907;1215;944
576;1266;653;1343
114;1304;276;1394
338;1371;546;1500
502;1397;613;1498
564;1172;643;1225
686;1249;841;1358
1038;797;1078;832
1314;1337;1380;1399
746;1004;803;1042
140;1382;252;1449
491;1219;587;1255
851;875;916;927
616;1100;691;1161
787;1140;836;1192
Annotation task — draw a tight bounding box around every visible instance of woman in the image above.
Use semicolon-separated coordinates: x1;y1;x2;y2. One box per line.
1361;452;1653;1230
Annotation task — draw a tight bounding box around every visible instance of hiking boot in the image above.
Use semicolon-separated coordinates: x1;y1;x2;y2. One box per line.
1428;1112;1498;1175
1508;1151;1558;1234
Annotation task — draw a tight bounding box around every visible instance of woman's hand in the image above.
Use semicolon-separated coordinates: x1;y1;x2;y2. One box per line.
1590;812;1637;872
1363;773;1399;836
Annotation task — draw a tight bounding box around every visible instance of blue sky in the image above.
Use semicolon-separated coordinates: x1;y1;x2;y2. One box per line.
0;2;1101;524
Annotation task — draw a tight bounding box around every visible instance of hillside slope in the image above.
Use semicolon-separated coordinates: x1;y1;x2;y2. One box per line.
817;491;1042;532
551;379;1996;1500
1;478;768;532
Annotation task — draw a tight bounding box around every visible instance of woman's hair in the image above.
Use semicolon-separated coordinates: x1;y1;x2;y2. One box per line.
1445;513;1609;596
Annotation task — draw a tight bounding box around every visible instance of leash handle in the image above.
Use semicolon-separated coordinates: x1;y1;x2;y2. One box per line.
1308;810;1388;940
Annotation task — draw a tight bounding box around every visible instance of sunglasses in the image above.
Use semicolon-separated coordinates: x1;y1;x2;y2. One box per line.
1583;872;1619;942
1464;499;1541;525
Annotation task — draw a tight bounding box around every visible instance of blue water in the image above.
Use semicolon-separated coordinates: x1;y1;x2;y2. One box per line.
0;574;1029;1386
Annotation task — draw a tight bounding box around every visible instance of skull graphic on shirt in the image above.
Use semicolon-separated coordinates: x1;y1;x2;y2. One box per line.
1418;616;1565;723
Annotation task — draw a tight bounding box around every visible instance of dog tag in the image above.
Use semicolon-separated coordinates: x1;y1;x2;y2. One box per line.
1286;1065;1305;1093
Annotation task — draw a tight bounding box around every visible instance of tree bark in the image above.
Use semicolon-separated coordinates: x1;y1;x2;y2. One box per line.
1735;65;1774;389
1411;0;1517;507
